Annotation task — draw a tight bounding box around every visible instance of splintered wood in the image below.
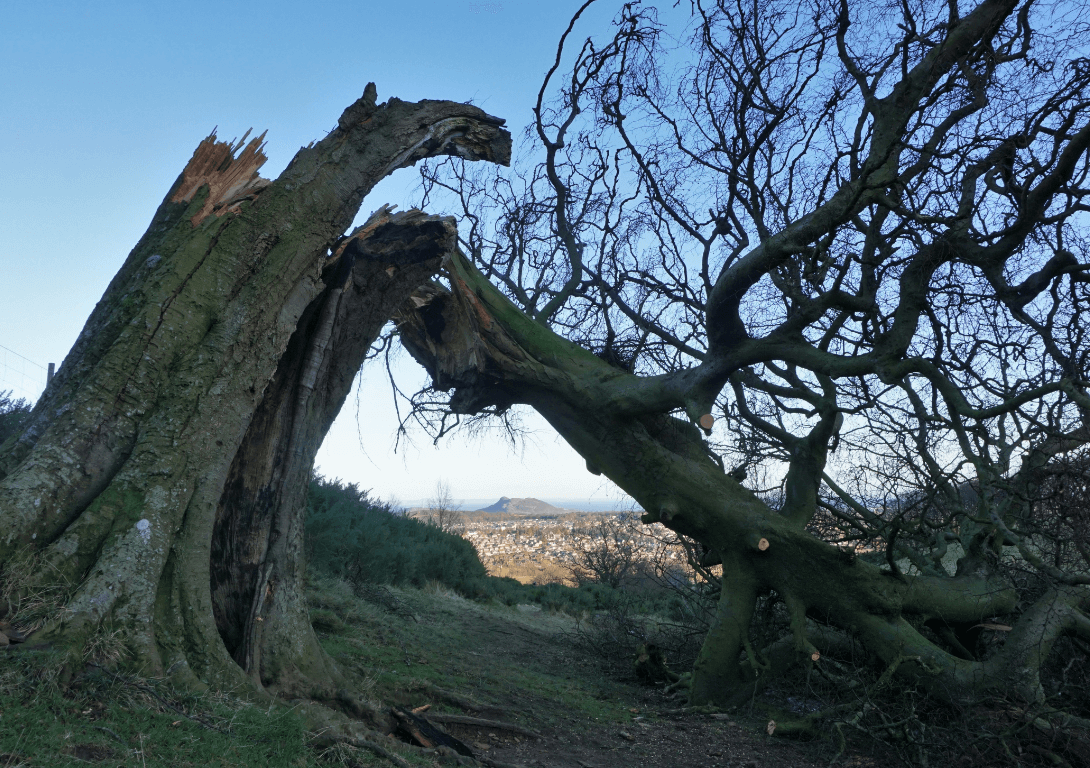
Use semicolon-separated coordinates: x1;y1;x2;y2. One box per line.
170;129;271;225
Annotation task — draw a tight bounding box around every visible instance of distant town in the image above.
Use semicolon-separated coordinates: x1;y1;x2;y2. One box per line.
405;496;687;585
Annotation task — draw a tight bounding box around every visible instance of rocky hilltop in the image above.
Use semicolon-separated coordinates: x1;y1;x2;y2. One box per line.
473;496;575;516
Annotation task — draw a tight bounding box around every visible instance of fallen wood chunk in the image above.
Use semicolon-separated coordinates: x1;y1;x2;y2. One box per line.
634;642;680;684
391;706;475;758
406;681;505;713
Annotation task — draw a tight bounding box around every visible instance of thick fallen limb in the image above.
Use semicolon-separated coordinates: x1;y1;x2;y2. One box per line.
394;251;1079;707
407;681;507;713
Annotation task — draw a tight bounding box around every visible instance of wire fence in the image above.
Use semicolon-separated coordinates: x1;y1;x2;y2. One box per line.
0;344;49;404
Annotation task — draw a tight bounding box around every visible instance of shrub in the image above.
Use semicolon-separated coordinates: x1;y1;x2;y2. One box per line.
0;390;31;446
304;475;487;594
302;475;707;625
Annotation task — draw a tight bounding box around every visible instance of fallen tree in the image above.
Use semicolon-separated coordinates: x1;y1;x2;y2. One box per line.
0;85;510;713
394;0;1090;715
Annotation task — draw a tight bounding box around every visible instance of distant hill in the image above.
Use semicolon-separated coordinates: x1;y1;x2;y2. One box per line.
404;497;640;514
473;497;576;515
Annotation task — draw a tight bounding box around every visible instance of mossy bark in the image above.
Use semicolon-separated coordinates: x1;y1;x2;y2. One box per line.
394;249;1088;707
689;550;760;707
0;88;510;701
207;208;459;697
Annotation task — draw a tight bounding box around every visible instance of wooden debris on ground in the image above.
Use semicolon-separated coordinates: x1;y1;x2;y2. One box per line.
390;706;475;758
634;642;680;683
423;713;543;740
405;681;508;714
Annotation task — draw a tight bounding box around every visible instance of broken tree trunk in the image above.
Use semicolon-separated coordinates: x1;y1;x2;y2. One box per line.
0;85;509;700
207;206;460;696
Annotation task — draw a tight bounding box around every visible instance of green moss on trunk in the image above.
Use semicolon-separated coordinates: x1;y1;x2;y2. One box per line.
0;92;511;705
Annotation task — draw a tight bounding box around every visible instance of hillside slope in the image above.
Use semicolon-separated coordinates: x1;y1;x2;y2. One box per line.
307;577;828;768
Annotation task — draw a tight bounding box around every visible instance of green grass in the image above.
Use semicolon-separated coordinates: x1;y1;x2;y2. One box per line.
0;576;654;767
0;479;690;767
305;575;641;730
0;647;321;767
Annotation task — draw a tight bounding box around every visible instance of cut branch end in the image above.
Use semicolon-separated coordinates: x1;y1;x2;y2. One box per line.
747;534;770;552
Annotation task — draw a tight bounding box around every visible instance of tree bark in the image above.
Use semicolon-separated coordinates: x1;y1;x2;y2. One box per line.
0;86;510;700
208;207;461;696
393;248;1086;708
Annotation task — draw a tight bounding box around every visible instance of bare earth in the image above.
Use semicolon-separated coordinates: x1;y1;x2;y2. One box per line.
344;585;846;768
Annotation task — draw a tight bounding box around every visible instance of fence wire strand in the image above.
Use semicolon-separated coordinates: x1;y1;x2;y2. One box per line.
0;344;47;403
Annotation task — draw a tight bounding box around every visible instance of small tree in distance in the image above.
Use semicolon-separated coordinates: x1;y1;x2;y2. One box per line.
425;479;465;535
566;513;639;589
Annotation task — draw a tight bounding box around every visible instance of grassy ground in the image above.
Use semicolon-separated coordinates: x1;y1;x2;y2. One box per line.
0;645;320;767
307;576;637;728
0;575;829;768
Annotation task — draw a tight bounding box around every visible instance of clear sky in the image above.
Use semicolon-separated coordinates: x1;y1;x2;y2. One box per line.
0;0;641;508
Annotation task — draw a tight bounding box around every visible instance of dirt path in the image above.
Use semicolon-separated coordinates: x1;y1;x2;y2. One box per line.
329;586;837;768
447;710;828;768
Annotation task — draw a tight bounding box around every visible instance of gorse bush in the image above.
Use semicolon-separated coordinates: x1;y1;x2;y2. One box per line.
0;390;31;446
305;475;487;594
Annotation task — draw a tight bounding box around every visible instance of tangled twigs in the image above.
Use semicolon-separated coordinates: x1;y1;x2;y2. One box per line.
766;700;864;740
85;662;228;734
1025;743;1073;767
1028;706;1090;734
316;733;414;768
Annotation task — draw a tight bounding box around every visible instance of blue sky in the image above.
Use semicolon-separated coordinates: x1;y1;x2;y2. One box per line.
0;0;640;507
